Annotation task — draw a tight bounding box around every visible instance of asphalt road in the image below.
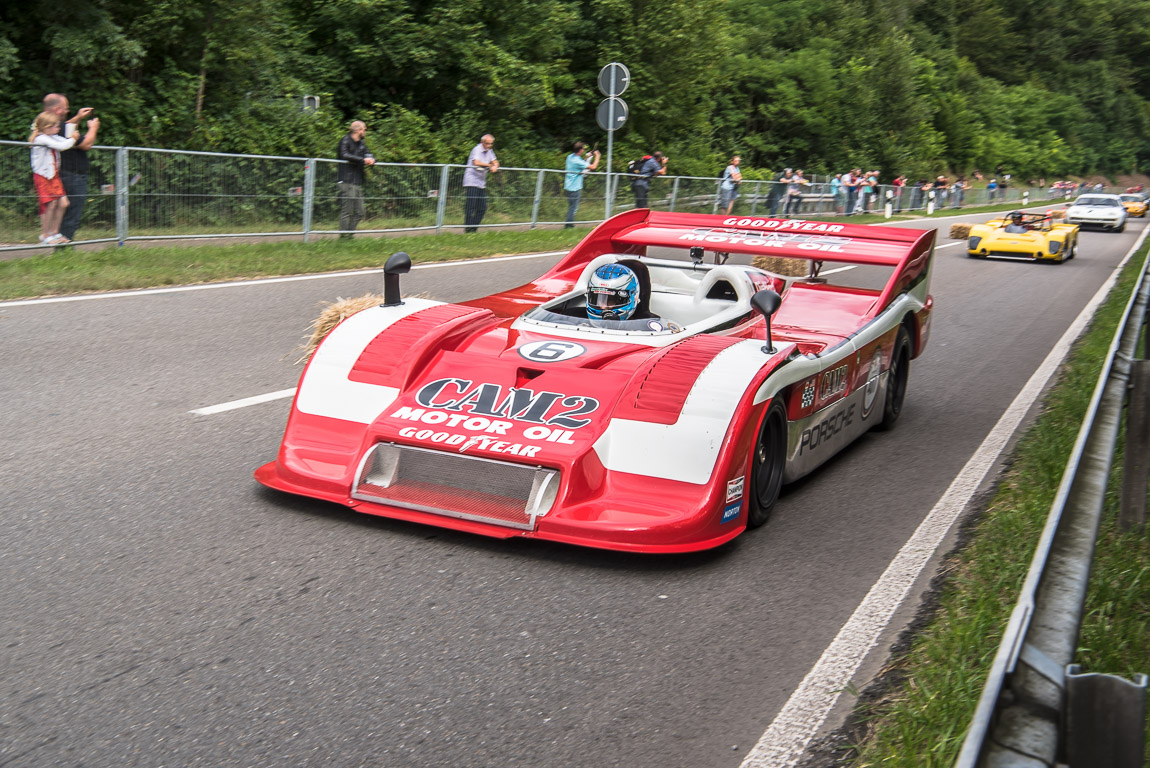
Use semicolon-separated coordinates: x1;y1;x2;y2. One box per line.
1;212;1144;768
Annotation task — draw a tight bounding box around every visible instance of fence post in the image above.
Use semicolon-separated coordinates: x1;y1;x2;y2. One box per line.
926;190;935;216
115;147;129;245
884;189;893;219
1024;190;1030;207
750;181;761;215
669;177;680;212
435;164;450;234
530;170;545;229
712;180;722;214
302;159;316;243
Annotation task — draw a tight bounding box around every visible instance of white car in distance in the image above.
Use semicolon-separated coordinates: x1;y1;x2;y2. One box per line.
1065;194;1128;232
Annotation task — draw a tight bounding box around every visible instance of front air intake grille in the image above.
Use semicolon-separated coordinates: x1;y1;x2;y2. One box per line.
352;443;559;530
988;250;1032;259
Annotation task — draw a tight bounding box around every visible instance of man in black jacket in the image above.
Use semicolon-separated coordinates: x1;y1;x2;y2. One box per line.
337;121;375;237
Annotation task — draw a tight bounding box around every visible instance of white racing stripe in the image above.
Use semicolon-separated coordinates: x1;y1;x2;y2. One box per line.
739;223;1150;768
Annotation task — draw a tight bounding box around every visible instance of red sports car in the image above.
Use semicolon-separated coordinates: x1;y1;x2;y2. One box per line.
256;210;935;553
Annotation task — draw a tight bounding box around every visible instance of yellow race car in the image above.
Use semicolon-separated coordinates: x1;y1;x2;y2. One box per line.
1120;194;1148;217
967;211;1079;263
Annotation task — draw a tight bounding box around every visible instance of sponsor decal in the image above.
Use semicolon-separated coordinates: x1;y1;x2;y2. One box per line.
720;217;845;233
518;340;586;363
679;227;847;253
861;351;883;419
819;364;849;401
801;379;816;408
414;379;599;428
388;379;601;455
799;403;855;455
726;476;745;503
396;427;542;458
721;502;742;524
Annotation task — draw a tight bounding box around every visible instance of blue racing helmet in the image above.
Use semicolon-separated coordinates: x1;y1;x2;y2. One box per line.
587;263;639;321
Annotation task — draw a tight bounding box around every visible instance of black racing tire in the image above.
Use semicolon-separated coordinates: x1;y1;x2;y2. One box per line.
1067;238;1077;260
877;325;912;431
1118;220;1127;233
748;400;787;529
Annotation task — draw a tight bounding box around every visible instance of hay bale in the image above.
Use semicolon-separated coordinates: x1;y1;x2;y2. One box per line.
751;255;810;277
1048;208;1066;219
296;292;432;363
297;294;384;363
949;223;972;239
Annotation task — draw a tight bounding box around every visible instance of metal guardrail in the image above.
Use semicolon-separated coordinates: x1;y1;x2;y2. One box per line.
955;228;1150;768
0;140;1085;253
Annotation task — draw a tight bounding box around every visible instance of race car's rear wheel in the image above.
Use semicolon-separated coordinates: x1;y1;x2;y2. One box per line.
877;325;911;431
748;401;787;528
1066;238;1077;260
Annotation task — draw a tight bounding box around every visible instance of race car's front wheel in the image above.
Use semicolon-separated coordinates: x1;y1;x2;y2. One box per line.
748;401;787;528
877;325;911;431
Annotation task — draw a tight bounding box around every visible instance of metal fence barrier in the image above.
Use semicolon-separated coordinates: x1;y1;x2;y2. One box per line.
0;139;1115;253
955;229;1150;768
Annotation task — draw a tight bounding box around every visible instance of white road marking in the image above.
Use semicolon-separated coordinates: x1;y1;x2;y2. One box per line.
739;223;1150;768
190;388;297;415
0;251;569;308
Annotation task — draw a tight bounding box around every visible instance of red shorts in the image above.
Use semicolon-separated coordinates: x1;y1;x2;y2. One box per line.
34;173;65;216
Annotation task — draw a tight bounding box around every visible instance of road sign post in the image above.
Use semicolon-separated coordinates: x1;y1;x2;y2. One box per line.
597;63;630;218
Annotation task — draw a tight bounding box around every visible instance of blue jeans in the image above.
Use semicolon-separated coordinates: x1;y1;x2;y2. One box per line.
59;169;89;241
565;189;581;227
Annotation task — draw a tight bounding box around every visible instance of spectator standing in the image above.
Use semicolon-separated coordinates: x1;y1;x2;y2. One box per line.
631;151;667;209
910;179;925;210
934;176;949;208
41;94;97;242
784;169;807;215
830;173;844;214
844;170;860;215
336;120;375;238
768;168;791;215
952;176;968;208
29;111;77;244
718;155;742;215
563;141;600;228
463;134;499;232
862;171;879;212
986;178;998;202
892;174;906;212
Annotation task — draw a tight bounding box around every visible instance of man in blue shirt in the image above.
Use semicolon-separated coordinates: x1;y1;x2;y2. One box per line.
463;134;498;233
563;142;601;228
631;151;667;209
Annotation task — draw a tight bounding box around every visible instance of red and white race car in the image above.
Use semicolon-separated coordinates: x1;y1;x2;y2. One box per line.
256;210;935;553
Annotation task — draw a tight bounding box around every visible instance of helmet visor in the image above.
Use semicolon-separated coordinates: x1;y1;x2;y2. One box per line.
588;286;631;311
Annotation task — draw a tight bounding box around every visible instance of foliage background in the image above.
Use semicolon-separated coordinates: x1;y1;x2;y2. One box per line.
2;0;1148;179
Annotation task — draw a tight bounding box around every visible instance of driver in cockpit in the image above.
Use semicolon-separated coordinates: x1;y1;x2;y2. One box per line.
586;263;640;322
1004;211;1030;234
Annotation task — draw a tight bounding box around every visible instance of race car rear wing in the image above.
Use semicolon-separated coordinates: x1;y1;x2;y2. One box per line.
548;210;935;319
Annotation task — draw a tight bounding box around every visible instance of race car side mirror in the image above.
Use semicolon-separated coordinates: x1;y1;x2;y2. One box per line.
751;289;783;354
689;246;705;268
383;252;412;307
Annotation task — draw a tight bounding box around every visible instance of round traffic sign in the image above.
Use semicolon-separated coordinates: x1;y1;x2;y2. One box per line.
598;63;630;97
596;97;629;132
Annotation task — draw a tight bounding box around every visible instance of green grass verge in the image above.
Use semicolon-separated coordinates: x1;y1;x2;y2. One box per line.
842;243;1150;767
0;228;587;301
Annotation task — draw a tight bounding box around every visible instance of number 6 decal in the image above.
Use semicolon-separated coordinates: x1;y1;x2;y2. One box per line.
518;341;586;363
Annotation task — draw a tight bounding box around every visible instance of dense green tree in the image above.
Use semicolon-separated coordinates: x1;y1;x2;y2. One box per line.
2;0;1149;176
